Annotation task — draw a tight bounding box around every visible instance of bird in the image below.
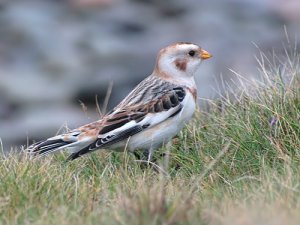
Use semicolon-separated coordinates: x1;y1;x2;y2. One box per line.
27;42;212;161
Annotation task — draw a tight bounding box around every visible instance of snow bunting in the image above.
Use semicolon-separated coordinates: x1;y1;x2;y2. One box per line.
27;42;212;161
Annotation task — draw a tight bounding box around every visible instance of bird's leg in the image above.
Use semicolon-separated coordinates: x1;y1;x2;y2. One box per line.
147;148;154;164
133;149;149;161
134;148;154;163
133;149;152;161
162;141;172;171
132;149;154;170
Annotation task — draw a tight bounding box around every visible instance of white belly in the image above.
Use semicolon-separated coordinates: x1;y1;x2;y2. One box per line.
127;92;196;151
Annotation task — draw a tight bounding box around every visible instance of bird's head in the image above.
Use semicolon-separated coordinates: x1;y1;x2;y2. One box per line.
154;42;212;84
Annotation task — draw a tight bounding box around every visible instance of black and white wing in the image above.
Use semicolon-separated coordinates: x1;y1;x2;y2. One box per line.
67;83;186;160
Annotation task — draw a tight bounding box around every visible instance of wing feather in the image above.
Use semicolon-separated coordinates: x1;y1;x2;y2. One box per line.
67;85;186;160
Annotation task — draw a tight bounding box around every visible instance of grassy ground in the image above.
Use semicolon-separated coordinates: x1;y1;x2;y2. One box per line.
0;47;300;225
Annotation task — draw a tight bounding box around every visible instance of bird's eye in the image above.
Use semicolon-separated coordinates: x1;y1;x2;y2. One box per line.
188;50;195;57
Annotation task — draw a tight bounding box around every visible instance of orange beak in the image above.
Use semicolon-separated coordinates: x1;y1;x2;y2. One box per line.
200;49;212;60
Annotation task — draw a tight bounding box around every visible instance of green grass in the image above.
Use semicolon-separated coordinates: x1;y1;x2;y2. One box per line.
0;48;300;225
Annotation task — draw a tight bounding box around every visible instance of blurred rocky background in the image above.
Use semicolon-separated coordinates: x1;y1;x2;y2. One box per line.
0;0;299;150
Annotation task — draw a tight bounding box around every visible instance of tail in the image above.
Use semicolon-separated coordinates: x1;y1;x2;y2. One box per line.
26;131;94;157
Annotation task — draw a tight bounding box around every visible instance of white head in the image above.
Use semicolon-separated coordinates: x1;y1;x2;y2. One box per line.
154;42;212;86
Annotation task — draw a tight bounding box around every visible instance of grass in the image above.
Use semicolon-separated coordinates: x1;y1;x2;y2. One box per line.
0;45;300;224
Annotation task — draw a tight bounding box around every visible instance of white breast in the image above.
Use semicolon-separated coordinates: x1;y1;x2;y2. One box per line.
128;91;196;151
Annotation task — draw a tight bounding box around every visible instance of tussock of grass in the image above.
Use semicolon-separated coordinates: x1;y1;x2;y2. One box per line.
0;46;300;224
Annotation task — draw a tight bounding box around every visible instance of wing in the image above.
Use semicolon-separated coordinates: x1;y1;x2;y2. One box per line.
67;85;186;160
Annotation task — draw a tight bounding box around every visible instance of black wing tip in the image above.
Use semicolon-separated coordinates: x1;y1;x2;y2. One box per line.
66;124;148;161
27;139;71;156
66;150;87;161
